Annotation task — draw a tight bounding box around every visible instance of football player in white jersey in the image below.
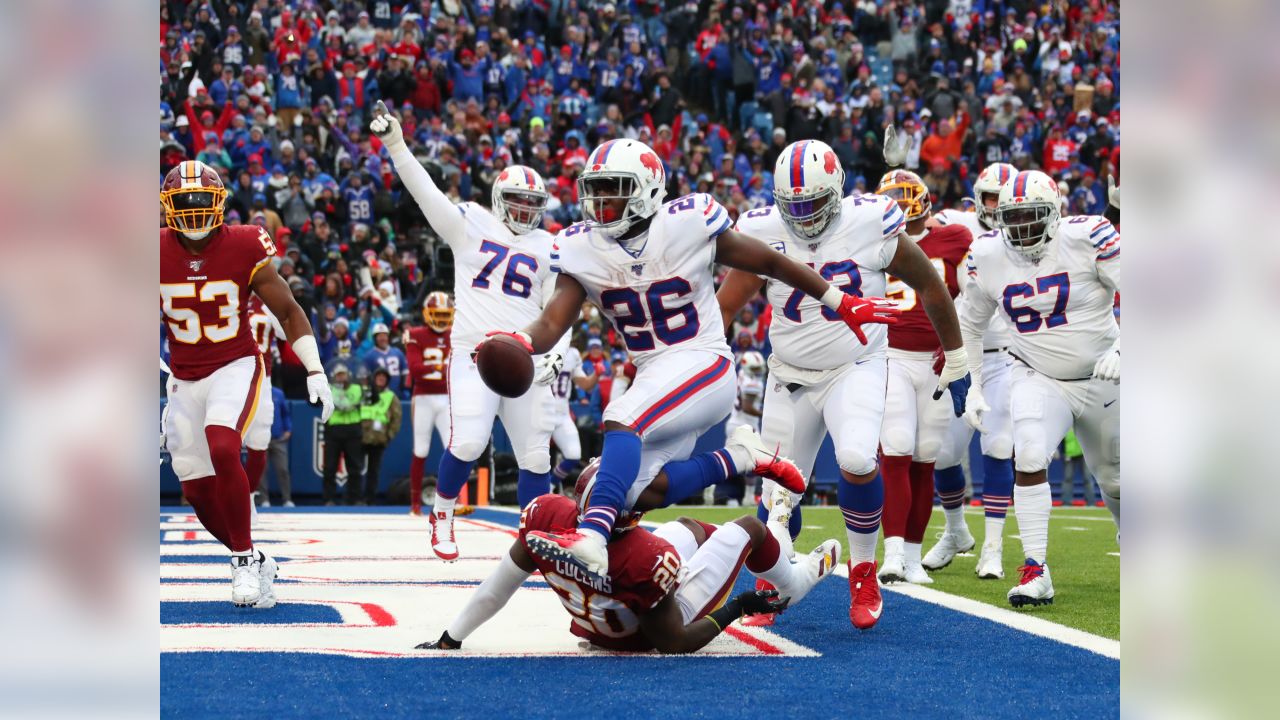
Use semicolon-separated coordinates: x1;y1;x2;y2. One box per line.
475;138;902;584
960;169;1120;607
925;162;1019;579
371;104;563;561
717;140;971;630
538;334;596;491
728;351;766;434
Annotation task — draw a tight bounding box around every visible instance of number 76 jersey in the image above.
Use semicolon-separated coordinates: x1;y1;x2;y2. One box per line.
962;216;1120;380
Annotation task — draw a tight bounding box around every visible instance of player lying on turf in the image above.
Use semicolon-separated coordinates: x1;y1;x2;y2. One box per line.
416;461;840;654
472;138;900;587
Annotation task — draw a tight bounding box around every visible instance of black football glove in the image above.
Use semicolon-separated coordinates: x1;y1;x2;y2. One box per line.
415;630;462;650
737;588;790;617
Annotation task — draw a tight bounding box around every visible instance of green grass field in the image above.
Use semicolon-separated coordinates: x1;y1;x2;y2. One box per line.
644;504;1120;640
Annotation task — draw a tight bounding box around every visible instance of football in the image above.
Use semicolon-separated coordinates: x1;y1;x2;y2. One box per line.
476;334;534;397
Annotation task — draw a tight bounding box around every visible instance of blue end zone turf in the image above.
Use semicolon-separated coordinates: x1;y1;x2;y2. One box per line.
161;506;1118;719
162;601;342;625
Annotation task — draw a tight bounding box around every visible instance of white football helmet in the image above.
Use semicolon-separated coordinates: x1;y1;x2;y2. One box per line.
773;140;845;239
578;139;667;239
491;164;548;234
738;350;766;378
971;162;1018;230
995;170;1061;261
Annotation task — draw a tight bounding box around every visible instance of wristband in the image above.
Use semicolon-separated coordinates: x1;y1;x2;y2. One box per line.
819;285;845;310
292;335;324;375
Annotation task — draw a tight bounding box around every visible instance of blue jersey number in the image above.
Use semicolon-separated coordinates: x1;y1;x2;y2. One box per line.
472;240;539;298
1003;272;1070;333
601;278;700;352
782;260;863;322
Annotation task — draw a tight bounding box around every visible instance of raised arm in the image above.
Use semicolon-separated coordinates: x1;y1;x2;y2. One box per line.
249;247;334;420
716;268;766;335
368;101;466;242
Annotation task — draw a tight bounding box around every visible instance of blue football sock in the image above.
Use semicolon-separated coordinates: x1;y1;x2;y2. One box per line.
579;431;642;540
982;455;1014;519
660;449;735;506
839;474;884;564
935;465;967;509
517;470;551;509
553;458;581;481
436;450;474;500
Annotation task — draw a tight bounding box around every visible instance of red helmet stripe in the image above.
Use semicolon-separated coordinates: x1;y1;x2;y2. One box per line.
998;165;1010;184
790;141;809;188
595;140;616;164
523;167;534;187
1013;171;1030;197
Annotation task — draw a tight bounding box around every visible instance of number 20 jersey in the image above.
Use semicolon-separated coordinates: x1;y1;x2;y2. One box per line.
733;194;903;371
448;203;557;352
551;193;734;369
963;215;1120;380
160;225;274;381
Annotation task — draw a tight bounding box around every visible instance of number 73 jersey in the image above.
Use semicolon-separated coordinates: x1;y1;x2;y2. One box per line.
160;225;277;381
962;216;1120;380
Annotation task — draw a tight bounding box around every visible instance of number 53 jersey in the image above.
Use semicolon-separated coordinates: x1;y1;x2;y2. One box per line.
962;216;1120;380
160;225;276;381
552;193;733;369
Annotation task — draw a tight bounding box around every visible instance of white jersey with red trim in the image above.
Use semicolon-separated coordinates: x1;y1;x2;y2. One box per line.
935;208;1012;350
732;194;902;371
727;370;765;433
961;215;1119;381
448;203;557;352
552;193;733;369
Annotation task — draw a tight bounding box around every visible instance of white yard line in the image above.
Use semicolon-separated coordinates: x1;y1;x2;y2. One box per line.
833;564;1119;659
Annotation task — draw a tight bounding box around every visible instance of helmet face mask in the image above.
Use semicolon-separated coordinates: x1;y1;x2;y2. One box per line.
423;291;455;332
161;161;227;238
491;165;549;234
738;350;766;377
995;170;1061;261
971;163;1018;230
773;140;845;241
876;169;931;223
774;186;839;239
578;140;667;239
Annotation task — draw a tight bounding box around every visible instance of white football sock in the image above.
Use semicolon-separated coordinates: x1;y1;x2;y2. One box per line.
434;494;456;515
882;535;904;559
904;541;923;567
943;506;967;535
1014;483;1051;563
846;528;879;565
984;516;1006;546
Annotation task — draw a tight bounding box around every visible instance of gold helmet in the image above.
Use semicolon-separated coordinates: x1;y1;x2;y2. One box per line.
423;291;455;332
161;160;228;239
876;169;931;222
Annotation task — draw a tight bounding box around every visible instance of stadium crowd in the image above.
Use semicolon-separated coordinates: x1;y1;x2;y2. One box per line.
160;0;1120;421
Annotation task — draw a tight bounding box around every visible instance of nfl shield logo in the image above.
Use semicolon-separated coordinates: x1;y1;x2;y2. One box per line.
631;263;645;276
188;260;204;272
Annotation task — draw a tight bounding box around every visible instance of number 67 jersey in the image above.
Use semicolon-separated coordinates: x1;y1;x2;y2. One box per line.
962;216;1120;380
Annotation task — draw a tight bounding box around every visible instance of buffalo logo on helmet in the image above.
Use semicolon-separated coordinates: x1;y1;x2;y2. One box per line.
823;150;837;175
498;169;509;182
639;152;664;180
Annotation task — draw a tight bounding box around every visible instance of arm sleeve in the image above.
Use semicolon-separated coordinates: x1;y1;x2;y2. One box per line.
386;143;467;243
445;552;532;641
958;255;999;378
1090;218;1120;292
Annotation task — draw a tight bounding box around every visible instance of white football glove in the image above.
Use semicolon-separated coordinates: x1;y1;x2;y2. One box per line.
882;124;908;167
307;372;335;422
533;352;563;386
369;100;405;150
1107;174;1120;209
1093;339;1120;384
963;382;990;432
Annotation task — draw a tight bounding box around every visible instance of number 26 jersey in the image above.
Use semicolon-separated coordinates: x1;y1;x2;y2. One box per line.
552;193;733;369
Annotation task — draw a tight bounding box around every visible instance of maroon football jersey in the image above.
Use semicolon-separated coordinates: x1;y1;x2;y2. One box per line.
161;225;276;380
406;325;451;396
519;494;682;652
886;223;972;353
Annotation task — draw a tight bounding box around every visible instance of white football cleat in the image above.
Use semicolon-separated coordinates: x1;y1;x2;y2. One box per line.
922;528;976;571
1007;559;1054;607
430;508;459;562
782;539;840;605
975;540;1005;579
255;550;279;609
525;529;609;581
230;554;262;607
903;559;934;584
878;538;906;584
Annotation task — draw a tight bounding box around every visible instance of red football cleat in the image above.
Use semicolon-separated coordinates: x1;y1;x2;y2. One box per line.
429;509;459;562
726;425;807;494
848;560;883;630
741;579;778;626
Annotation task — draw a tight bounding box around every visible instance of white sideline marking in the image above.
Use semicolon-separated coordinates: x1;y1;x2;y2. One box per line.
1063;526;1090;532
833;565;1119;659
